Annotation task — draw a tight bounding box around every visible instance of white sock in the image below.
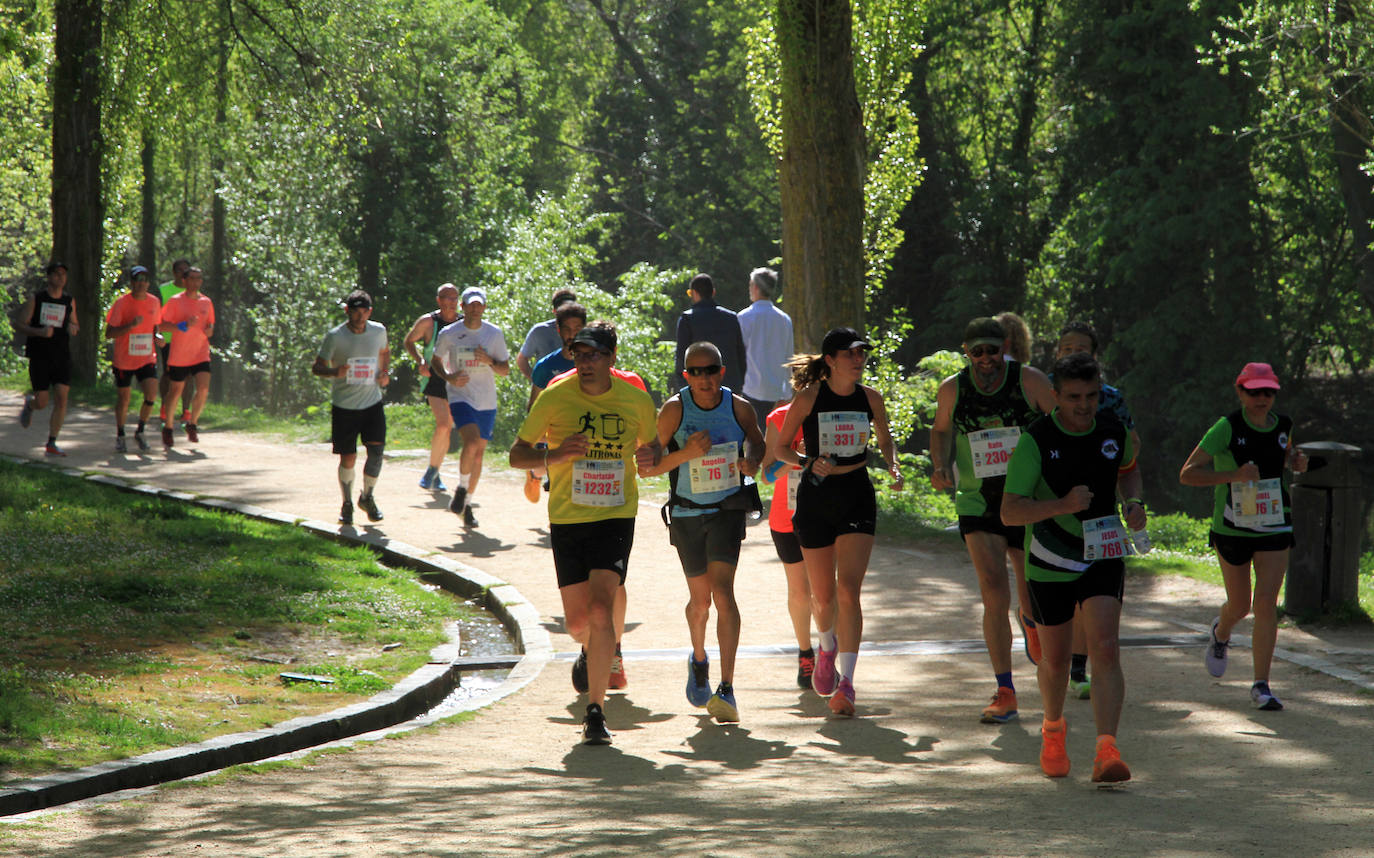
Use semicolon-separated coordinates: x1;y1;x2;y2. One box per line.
338;466;355;503
459;472;471;492
819;628;837;652
837;652;858;681
362;473;378;495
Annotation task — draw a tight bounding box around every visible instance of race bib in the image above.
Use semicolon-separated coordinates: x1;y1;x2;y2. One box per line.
1082;515;1129;562
39;302;65;327
818;411;870;458
688;442;739;494
454;347;481;369
1231;478;1284;528
128;332;153;356
345;356;377;385
571;458;626;507
967;426;1021;479
784;468;799;512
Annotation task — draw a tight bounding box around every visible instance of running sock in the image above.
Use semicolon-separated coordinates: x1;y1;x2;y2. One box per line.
1070;653;1089;681
799;647;815;658
819;627;837;652
338;466;356;503
47;435;56;445
116;426;125;437
136;419;146;433
1043;716;1066;731
995;671;1014;692
362;473;378;494
836;652;858;681
459;471;471;492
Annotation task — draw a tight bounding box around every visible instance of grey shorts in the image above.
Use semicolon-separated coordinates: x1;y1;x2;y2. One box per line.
669;509;747;577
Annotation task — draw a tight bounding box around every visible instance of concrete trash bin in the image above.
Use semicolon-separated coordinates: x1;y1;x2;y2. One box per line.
1287;442;1363;616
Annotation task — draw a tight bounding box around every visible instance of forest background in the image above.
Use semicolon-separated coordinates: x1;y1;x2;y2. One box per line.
1;0;1372;529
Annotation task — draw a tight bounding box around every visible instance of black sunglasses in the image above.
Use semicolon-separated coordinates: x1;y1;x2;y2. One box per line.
1240;387;1276;397
968;345;1001;358
685;364;722;377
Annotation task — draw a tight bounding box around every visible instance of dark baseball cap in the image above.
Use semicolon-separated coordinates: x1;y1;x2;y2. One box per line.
45;261;68;275
821;326;872;355
963;316;1005;347
570;324;617;353
130;265;149;280
343;290;373;309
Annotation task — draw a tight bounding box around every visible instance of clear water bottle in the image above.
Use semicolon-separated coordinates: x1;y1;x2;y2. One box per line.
1130;527;1152;555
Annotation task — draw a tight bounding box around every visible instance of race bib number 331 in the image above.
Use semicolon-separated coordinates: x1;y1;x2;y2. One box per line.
818;411;870;458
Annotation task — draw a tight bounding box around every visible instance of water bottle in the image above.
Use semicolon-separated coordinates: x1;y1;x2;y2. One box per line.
763;459;787;483
1130;527;1152;555
806;455;833;486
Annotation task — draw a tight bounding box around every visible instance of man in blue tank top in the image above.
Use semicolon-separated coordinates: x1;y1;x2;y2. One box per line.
641;341;764;724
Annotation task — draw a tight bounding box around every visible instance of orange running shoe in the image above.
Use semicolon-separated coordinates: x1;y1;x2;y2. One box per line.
980;686;1018;723
608;644;628;690
1017;612;1042;665
1092;735;1131;783
1040;718;1070;777
828;677;855;717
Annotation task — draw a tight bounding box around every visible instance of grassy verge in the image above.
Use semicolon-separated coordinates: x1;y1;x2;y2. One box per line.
0;459;473;783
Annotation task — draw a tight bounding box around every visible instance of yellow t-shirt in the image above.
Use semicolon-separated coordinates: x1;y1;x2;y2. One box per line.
518;375;657;524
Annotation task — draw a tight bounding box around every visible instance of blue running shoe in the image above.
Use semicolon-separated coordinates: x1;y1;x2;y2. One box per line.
419;465;438;489
707;682;739;723
686;654;711;708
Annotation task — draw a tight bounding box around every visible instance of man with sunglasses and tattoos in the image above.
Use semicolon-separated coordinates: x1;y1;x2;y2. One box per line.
640;341;764;723
930;316;1057;724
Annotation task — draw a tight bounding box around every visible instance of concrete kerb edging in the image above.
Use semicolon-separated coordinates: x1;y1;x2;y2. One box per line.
0;458;552;817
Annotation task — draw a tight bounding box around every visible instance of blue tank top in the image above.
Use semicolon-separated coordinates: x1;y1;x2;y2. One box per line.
669;385;746;516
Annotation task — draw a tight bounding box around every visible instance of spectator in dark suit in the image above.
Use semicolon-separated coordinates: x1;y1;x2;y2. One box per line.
674;273;746;395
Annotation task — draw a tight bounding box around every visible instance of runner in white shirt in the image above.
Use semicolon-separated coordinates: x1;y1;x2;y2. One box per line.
429;286;510;528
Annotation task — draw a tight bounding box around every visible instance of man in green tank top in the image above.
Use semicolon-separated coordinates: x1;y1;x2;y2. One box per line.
930;316;1056;724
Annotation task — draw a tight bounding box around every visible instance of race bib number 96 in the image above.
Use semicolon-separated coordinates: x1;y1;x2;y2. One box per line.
1231;478;1284;528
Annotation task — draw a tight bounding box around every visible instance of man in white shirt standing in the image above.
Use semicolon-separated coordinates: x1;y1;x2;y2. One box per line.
430;286;510;528
736;267;794;430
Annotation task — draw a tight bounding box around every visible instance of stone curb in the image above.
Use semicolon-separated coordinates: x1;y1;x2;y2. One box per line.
0;460;551;817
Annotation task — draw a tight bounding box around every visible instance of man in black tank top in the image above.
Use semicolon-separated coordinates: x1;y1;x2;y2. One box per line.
15;262;80;456
402;283;462;492
930;316;1056;724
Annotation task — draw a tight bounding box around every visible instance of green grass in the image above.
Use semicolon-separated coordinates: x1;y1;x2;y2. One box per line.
0;459;470;781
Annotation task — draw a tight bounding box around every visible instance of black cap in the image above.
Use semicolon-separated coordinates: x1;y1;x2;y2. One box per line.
821;326;872;355
45;261;68;275
570;325;616;353
963;316;1005;346
343;290;372;309
130;265;149;279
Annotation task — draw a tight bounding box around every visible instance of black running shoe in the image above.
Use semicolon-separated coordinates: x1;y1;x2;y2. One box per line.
463;505;478;529
582;703;612;745
339;501;354;525
134;431;149;452
571;648;589;693
358;492;383;522
449;486;467;515
797;648;816;689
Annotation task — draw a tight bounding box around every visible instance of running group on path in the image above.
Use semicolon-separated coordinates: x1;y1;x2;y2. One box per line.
13;264;1312;781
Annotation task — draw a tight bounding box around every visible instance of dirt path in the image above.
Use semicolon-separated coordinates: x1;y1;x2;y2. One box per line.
2;391;1373;856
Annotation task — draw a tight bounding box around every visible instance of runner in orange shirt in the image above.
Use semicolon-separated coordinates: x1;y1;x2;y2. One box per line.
104;265;163;453
156;267;214;448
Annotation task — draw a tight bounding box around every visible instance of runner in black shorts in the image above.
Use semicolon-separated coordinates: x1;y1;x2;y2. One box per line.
313;291;391;526
930;316;1056;724
155;259;194;428
402;283;462;492
1002;352;1145;783
640;341;764;724
760;385;817;688
510;321;660;745
771;327;903;718
1180;361;1307;712
105;265;162;453
15;261;79;456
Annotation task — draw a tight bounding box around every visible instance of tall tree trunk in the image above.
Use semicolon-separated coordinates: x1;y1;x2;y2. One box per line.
51;0;103;383
777;0;867;351
140;133;156;273
1331;0;1374;310
210;23;230;401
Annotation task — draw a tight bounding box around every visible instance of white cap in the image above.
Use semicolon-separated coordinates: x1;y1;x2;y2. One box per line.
461;286;486;306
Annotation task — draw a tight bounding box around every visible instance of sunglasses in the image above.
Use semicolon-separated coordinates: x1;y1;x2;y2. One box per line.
968;345;1001;359
685;364;722;377
1240;387;1276;397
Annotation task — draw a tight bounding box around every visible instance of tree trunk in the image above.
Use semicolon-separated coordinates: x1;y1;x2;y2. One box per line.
1331;0;1374;310
51;0;104;383
210;24;229;401
777;0;867;352
140;133;156;273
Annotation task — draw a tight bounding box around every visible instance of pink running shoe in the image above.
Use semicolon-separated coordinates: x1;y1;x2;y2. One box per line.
828;677;855;717
811;643;838;697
